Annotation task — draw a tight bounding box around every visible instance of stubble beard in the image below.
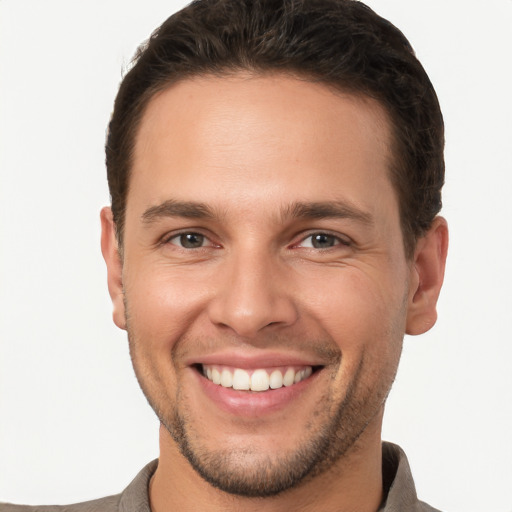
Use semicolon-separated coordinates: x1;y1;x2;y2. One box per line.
128;334;399;498
162;360;376;498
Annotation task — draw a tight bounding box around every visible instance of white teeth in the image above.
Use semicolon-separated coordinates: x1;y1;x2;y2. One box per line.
269;369;283;389
212;368;221;384
232;369;250;390
283;368;295;387
220;368;233;388
251;369;270;391
202;365;314;391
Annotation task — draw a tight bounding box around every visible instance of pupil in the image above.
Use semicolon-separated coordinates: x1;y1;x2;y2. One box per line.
181;233;204;248
312;233;334;248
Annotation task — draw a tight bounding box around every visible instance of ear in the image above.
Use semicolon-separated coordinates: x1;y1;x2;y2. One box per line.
406;216;449;335
100;207;126;330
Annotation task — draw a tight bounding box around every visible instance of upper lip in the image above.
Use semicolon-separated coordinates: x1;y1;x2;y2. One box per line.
186;351;327;369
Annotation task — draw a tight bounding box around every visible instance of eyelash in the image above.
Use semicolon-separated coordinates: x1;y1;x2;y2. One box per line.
296;232;351;249
164;231;216;249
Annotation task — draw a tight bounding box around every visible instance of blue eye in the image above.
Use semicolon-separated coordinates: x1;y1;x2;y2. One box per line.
170;233;207;248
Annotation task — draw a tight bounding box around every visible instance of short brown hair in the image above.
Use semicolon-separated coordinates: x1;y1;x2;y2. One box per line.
106;0;444;257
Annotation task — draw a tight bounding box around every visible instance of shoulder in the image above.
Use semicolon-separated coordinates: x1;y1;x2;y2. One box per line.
0;460;157;512
0;494;120;512
381;442;444;512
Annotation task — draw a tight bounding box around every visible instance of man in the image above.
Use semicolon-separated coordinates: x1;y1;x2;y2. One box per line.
2;0;448;510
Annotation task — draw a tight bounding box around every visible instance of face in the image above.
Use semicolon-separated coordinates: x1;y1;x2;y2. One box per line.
104;74;425;496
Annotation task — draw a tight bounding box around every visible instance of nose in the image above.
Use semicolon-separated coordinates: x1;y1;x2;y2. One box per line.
207;250;298;338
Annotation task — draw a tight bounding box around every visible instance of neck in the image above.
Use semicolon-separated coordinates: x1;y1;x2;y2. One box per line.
149;412;384;512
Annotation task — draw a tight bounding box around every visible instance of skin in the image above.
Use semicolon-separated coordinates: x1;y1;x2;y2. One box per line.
101;74;448;511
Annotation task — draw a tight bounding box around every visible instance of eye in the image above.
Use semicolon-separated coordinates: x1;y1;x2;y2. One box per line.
168;232;210;249
299;232;348;249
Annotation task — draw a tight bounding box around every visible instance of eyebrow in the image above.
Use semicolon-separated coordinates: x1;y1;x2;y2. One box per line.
141;200;215;223
141;198;373;226
282;201;374;225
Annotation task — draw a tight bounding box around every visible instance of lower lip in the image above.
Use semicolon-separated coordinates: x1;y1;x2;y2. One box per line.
193;368;321;417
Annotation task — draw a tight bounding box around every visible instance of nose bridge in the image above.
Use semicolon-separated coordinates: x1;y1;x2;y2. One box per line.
208;244;297;337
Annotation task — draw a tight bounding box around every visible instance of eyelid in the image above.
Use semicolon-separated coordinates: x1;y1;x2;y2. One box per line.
161;230;219;248
294;230;352;248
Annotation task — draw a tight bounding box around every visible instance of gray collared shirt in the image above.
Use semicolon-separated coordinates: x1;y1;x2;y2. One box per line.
1;442;441;511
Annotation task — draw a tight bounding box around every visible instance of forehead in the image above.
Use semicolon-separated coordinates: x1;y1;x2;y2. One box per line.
129;73;396;221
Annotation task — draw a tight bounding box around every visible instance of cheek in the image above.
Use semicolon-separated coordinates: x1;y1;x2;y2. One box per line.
122;267;214;407
301;266;407;356
308;268;403;332
305;269;406;405
123;265;212;350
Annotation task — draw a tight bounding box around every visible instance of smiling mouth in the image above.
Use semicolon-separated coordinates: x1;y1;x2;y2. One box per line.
197;364;322;392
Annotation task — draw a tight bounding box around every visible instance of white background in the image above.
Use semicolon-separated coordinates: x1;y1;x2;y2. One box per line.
1;1;511;511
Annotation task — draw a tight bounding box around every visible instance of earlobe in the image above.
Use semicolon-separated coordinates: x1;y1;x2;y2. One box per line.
406;216;449;336
100;207;126;330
